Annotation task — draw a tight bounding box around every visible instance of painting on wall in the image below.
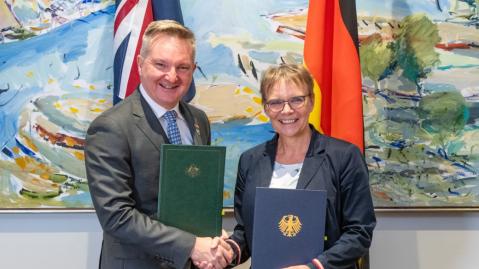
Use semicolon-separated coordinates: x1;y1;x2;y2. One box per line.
181;0;308;206
358;0;479;209
0;0;308;209
4;0;478;211
0;0;115;209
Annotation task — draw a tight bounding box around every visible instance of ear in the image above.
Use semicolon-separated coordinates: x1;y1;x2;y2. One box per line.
137;55;144;75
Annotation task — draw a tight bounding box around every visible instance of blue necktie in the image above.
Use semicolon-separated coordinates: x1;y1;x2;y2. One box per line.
163;110;182;144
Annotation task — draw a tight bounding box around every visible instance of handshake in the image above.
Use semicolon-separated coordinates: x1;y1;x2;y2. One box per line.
190;230;236;269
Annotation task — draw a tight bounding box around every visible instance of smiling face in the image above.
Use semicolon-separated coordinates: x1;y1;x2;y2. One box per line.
265;79;313;139
137;34;196;109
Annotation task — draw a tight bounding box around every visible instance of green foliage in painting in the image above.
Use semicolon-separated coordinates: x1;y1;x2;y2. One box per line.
418;91;468;155
4;27;36;40
359;34;393;90
359;1;479;208
393;14;441;94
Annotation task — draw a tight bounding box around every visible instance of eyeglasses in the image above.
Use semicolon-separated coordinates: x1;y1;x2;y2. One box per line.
264;95;309;112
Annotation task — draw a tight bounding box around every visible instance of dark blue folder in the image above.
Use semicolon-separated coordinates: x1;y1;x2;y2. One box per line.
252;188;327;269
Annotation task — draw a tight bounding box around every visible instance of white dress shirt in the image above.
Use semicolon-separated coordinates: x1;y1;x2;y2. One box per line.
269;161;303;189
139;85;193;145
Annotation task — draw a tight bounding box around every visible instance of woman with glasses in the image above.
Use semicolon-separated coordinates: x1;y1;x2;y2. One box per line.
226;64;376;269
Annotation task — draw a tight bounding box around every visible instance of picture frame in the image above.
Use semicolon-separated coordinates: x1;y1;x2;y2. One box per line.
359;0;479;210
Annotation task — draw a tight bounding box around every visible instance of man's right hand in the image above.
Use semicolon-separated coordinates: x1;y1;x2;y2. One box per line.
191;234;233;269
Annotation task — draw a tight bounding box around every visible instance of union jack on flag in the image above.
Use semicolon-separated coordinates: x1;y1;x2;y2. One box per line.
113;0;195;104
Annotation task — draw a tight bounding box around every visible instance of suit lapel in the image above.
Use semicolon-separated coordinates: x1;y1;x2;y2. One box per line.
132;91;168;151
296;130;327;189
257;137;277;187
179;101;202;145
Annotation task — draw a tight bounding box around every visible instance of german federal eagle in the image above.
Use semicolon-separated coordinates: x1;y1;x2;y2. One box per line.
278;214;302;237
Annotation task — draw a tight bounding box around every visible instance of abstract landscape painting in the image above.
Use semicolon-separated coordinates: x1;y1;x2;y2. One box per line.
5;0;473;210
182;0;308;206
0;0;114;209
358;0;479;208
0;0;308;209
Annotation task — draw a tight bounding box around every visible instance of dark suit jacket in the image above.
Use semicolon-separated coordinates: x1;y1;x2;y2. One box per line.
85;90;211;269
230;127;376;269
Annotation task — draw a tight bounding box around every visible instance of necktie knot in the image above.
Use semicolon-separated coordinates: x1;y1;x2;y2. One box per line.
164;110;182;144
164;110;178;123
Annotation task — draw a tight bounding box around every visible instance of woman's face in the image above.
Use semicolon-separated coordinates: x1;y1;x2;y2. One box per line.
264;80;313;139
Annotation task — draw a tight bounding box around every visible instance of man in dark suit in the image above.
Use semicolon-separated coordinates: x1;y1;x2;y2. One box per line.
85;20;232;269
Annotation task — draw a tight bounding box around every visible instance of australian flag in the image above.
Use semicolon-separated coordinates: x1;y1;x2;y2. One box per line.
113;0;196;105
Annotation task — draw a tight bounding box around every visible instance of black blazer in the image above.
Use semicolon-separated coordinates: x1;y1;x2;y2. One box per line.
230;127;376;269
85;90;210;269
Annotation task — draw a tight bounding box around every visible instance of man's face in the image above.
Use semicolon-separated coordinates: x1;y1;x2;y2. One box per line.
137;34;195;109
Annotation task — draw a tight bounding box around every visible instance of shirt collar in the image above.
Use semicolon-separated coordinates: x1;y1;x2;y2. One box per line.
139;85;184;120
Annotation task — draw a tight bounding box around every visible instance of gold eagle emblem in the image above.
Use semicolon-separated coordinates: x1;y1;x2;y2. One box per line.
278;214;302;237
185;164;200;178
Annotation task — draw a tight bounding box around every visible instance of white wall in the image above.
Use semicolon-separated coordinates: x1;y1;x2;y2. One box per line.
1;211;478;269
0;212;102;269
371;211;479;269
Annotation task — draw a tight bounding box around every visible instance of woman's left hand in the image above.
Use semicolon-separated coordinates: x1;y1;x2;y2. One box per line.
282;265;310;269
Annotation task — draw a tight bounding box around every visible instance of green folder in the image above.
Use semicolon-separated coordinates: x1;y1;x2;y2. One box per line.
158;144;226;237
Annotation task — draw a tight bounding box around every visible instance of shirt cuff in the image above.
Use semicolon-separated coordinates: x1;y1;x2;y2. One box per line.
225;239;241;265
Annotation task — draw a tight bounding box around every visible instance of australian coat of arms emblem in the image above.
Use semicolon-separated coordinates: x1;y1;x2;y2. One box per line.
185;164;200;178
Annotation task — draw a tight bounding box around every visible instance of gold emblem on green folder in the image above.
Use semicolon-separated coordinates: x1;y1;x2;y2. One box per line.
278;214;302;237
185;164;200;178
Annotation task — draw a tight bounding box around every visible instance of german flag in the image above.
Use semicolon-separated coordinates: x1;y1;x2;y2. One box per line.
304;0;364;151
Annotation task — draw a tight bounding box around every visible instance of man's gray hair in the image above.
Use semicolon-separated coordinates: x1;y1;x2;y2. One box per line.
139;20;196;61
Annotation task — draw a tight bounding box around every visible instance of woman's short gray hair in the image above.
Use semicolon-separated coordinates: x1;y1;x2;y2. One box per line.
260;64;314;103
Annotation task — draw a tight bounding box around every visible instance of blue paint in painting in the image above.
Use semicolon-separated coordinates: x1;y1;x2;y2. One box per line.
385;108;418;124
0;5;115;207
212;120;274;147
15;137;36;157
437;148;448;160
448;188;461;196
1;147;14;158
356;0;451;20
248;51;280;64
0;5;115;69
180;0;308;205
452;161;476;174
182;0;307;83
390;140;407;149
182;0;308;39
0;5;115;145
61;191;93;207
437;64;479;71
195;43;241;78
0;87;42;149
11;6;38;21
423;83;457;92
453;48;479;59
211;120;274;206
377;92;396;103
467;103;479;125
